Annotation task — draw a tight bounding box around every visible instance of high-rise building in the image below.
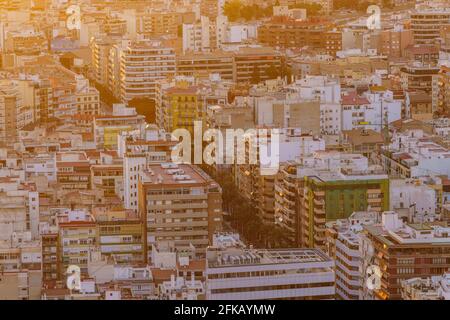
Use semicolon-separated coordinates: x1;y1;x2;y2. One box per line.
258;17;341;57
119;41;176;102
298;168;389;249
325;211;380;300
56;209;98;277
138;164;223;261
206;244;335;300
182;16;213;53
91;37;120;87
93;207;146;264
274;152;382;246
361;211;450;300
411;9;450;45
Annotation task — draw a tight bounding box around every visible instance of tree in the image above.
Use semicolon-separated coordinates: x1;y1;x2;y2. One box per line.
223;1;273;22
128;98;156;123
223;0;242;22
241;5;254;21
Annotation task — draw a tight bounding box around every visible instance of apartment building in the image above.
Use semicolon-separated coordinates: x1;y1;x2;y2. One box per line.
255;97;321;136
56;152;91;191
14;63;99;118
4;30;47;56
258;17;341;57
74;76;100;116
400;63;440;113
107;39;132;98
23;152;57;183
176;47;283;83
182;16;214;53
0;179;40;241
325;211;380;300
401;273;450;300
341;90;402;133
176;51;234;81
390;179;438;222
156;83;226;138
411;9;450;45
0;79;23;143
22;77;53;123
381;128;450;178
298;168;389;249
361;211;450;300
206;103;254;132
233;47;284;84
138;163;222;261
136;11;195;37
200;0;224;20
379;27;413;58
41;232;60;283
206;246;335;300
100;16;127;36
404;45;440;65
119;41;176;102
274;152;377;246
406;91;433;120
93;104;146;149
90;159;123;199
92;207;146;265
56;209;98;277
236;129;325;225
0;241;42;300
91;37;121;87
119;126;176;212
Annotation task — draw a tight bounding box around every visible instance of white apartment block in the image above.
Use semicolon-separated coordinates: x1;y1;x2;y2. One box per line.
288;76;342;136
390;179;438;222
297;151;370;172
402;273;450;300
216;15;257;49
119;41;176;102
289;76;341;104
23;154;56;183
206;247;335;300
120;126;175;212
183;16;212;53
326;211;380;300
341;91;401;133
159;274;205;300
321;103;342;136
0;179;39;241
384;128;450;177
123;153;146;212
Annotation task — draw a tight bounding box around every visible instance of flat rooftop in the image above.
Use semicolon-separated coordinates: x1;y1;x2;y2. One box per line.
207;248;332;268
142;163;214;186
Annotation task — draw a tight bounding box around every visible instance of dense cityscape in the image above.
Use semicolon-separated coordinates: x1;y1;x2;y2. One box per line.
0;0;449;302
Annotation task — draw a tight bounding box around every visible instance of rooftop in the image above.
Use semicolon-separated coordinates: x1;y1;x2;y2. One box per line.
207;248;332;268
141;163;218;188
